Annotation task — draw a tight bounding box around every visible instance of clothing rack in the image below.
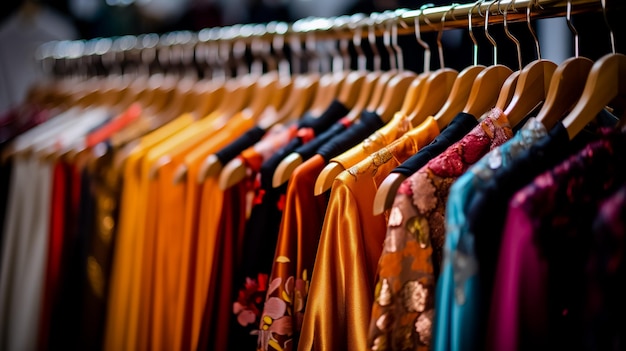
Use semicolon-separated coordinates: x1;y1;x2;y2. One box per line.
37;0;618;78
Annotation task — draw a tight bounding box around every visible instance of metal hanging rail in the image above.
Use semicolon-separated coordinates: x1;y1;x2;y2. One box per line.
36;0;621;74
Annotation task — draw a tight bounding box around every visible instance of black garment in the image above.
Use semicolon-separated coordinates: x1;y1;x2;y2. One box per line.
260;100;349;188
295;122;349;160
392;112;477;176
79;149;122;351
317;111;386;161
214;125;267;165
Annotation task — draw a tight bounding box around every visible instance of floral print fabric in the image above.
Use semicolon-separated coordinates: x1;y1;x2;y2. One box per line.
369;111;512;351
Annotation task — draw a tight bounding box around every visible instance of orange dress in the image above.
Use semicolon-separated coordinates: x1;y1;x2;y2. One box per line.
297;117;440;351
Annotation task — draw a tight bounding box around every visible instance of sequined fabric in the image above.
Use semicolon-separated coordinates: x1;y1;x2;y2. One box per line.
369;111;512;351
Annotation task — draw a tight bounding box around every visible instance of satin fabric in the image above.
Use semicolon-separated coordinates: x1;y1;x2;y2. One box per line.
434;118;547;351
299;116;440;351
104;114;194;351
368;112;512;351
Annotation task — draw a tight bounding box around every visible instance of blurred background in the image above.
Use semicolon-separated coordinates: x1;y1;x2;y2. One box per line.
1;0;623;112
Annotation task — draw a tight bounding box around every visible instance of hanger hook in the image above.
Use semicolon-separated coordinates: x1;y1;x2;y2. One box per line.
382;12;397;70
484;0;498;65
368;15;381;71
566;0;579;57
468;1;481;66
435;4;458;69
601;0;616;54
391;10;405;71
502;0;522;70
422;4;441;67
415;4;434;73
352;15;367;71
527;0;541;60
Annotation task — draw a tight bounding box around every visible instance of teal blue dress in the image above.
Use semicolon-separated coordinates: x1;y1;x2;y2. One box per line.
433;118;548;351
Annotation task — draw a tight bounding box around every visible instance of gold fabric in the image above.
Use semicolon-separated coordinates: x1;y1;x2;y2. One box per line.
104;114;194;351
298;116;439;351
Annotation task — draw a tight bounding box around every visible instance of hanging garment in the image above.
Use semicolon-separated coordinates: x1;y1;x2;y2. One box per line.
299;115;440;351
0;155;53;351
488;131;626;351
585;184;626;350
433;117;548;351
368;110;512;351
104;114;195;351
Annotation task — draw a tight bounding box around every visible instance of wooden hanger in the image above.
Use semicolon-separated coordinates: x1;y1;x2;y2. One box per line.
172;71;288;184
562;53;626;139
535;57;592;130
405;6;459;127
433;66;483;128
199;76;293;185
374;71;419;123
536;0;593;130
497;60;556;126
562;0;626;138
463;66;513;117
